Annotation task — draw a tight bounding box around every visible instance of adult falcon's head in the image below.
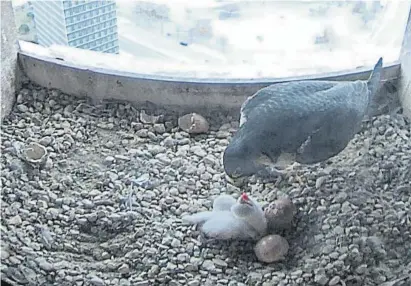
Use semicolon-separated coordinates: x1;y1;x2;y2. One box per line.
222;126;273;187
223;118;296;187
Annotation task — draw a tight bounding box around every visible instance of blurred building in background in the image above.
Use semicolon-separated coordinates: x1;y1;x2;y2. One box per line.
32;0;119;54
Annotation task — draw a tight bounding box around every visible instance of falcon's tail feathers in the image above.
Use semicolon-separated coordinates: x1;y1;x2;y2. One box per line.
367;57;383;98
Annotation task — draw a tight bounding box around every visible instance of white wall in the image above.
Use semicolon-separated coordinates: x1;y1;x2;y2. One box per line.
1;1;20;121
400;9;411;119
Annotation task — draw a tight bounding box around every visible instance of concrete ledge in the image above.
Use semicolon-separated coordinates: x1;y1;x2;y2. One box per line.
19;51;401;112
400;9;411;119
1;1;20;122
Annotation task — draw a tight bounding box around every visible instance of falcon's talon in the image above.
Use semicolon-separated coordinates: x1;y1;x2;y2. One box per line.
266;166;286;179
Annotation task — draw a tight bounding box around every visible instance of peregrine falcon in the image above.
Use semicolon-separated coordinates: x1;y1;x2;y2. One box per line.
223;57;383;186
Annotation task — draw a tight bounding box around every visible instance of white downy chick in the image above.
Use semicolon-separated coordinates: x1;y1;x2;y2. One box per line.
180;194;236;225
213;194;237;211
182;193;268;241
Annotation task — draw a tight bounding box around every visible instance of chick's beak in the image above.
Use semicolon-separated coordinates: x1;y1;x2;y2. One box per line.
238;193;252;206
240;197;253;206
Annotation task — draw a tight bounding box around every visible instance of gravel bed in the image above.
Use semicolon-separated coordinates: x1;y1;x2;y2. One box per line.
1;82;410;286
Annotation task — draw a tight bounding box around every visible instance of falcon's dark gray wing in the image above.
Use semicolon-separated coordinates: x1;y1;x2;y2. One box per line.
242;80;370;164
240;81;339;127
295;92;367;164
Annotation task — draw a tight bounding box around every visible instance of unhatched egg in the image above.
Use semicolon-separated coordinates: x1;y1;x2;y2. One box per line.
254;234;289;263
264;197;296;232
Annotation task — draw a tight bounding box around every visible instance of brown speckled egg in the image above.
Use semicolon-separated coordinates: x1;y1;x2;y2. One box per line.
178;113;209;134
254;234;289;263
264;197;296;232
